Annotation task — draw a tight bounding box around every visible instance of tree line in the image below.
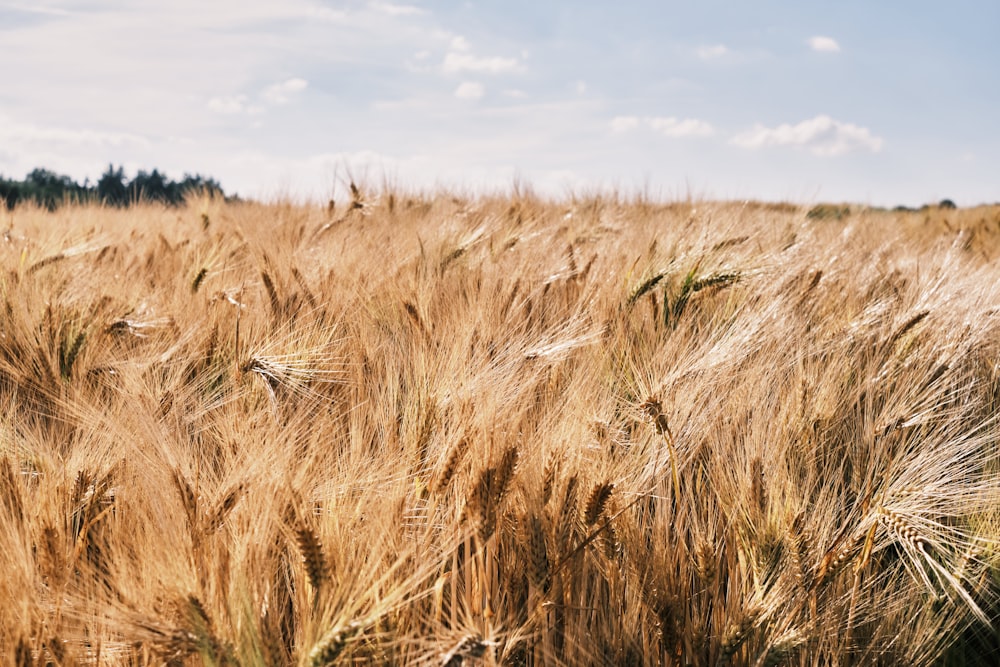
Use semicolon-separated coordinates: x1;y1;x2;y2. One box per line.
0;165;229;210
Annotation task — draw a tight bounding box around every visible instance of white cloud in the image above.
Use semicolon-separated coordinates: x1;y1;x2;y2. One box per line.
369;1;425;16
697;44;729;59
301;6;348;22
443;52;519;74
732;115;883;156
648;116;715;137
5;4;74;17
450;36;471;52
0;113;155;186
262;78;309;104
209;148;595;203
454;81;485;100
574;80;587;94
611;115;713;137
808;36;841;53
611;116;641;133
208;95;248;114
9;0;981;207
0;114;149;149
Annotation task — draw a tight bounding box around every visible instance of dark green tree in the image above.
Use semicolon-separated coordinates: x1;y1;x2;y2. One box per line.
0;165;229;210
0;177;22;210
24;168;88;210
97;164;128;206
128;169;169;204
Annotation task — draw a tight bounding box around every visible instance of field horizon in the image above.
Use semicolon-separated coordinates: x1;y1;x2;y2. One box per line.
1;192;999;666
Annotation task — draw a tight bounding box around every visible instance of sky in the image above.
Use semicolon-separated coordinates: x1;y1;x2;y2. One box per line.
1;0;998;206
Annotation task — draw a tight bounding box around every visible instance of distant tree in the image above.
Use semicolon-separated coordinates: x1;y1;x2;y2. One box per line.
176;173;226;202
0;177;22;210
97;164;128;206
129;169;169;204
0;165;229;210
24;168;88;210
938;198;957;209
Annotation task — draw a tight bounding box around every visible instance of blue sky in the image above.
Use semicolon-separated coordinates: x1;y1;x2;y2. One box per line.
1;0;997;205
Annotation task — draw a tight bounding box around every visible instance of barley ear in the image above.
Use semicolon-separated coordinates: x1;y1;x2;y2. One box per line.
627;272;665;306
524;512;550;590
491;446;519;505
541;452;560;506
191;267;208;293
719;603;762;663
261;270;281;317
294;523;327;595
464;465;497;542
441;634;492;667
14;637;31;667
308;620;366;667
0;456;24;523
584;482;614;526
555;474;579;551
206;482;245;533
172;468;199;534
786;511;814;591
433;439;466;496
758;628;804;667
749;457;767;518
60;330;87;379
693;539;716;586
815;527;865;588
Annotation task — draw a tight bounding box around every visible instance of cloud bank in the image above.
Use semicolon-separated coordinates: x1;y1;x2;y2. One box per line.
612;115;714;138
808;36;841;52
697;44;729;60
732;115;883;156
454;81;485;100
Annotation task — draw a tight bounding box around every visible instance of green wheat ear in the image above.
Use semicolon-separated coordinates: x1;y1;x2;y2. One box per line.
627;271;666;306
60;329;86;379
191;267;208;293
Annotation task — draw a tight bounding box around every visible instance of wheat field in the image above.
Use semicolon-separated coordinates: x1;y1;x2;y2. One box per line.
1;191;999;666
